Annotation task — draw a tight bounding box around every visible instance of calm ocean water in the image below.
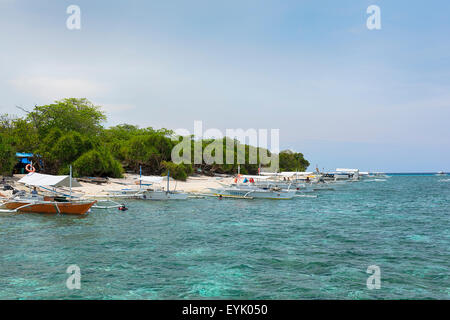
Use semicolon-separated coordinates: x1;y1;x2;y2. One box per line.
1;175;449;299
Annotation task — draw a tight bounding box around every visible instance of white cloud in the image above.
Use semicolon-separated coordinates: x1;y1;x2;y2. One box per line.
99;103;136;113
9;77;107;101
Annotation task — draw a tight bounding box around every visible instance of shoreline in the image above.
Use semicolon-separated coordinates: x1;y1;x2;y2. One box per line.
1;174;235;198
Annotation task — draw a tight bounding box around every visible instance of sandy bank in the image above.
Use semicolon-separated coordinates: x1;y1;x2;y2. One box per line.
1;174;234;197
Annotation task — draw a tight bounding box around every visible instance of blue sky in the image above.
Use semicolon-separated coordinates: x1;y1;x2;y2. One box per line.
0;0;449;172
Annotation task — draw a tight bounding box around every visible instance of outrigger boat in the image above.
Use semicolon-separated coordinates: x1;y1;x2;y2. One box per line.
1;171;96;215
255;172;315;192
209;185;296;200
3;197;96;215
209;174;297;200
103;169;188;200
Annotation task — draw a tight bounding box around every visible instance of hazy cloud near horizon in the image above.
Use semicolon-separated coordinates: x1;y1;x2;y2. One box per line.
0;0;449;172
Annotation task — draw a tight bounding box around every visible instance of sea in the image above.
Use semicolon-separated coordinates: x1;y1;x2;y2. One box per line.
0;174;449;299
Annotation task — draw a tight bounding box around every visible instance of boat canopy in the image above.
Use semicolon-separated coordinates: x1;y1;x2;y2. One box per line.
259;172;313;177
18;172;82;187
138;176;170;183
240;175;270;180
336;168;359;173
259;172;278;176
280;172;314;177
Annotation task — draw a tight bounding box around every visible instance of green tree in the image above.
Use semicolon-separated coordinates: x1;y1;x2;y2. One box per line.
279;150;310;172
72;148;123;178
0;133;16;176
51;132;93;173
11;118;39;152
0;99;311;179
125;130;175;173
27;98;106;137
161;161;193;181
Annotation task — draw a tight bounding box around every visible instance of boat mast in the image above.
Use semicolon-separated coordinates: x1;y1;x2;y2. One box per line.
139;165;142;191
69;165;72;199
167;170;170;193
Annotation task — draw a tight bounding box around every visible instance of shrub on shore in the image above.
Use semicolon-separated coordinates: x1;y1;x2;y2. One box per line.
161;161;193;181
72;148;123;178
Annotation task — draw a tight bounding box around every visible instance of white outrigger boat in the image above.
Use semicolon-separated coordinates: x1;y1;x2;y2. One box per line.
209;174;297;200
258;172;333;193
104;170;188;200
436;171;447;176
209;185;296;200
334;168;360;181
255;172;309;191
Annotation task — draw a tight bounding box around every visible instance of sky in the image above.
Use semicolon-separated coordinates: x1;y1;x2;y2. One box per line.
0;0;449;172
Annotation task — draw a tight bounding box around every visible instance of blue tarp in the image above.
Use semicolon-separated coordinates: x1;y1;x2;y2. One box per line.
16;153;34;165
16;153;34;158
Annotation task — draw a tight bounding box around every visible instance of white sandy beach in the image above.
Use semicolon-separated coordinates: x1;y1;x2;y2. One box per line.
1;174;235;198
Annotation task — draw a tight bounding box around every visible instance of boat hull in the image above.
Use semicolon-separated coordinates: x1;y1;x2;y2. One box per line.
4;201;96;215
209;188;295;200
141;191;189;200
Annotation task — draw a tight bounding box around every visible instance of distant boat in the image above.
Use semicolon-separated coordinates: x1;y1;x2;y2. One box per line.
436;171;447;176
366;172;388;178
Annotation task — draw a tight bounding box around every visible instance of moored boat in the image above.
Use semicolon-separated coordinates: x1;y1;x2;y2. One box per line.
4;197;96;215
104;170;188;200
209;185;296;200
2;171;96;215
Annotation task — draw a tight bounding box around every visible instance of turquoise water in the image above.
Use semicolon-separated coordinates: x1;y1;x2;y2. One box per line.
1;176;449;299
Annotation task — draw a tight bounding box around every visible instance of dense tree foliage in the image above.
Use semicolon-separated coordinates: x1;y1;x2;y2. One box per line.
0;133;16;175
279;150;310;172
27;98;106;137
0;98;310;179
161;161;193;182
72;148;123;178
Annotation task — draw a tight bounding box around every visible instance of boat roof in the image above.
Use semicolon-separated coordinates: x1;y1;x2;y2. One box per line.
280;171;314;177
336;168;359;173
259;172;314;177
138;175;174;183
18;172;82;187
259;172;278;176
240;175;270;180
